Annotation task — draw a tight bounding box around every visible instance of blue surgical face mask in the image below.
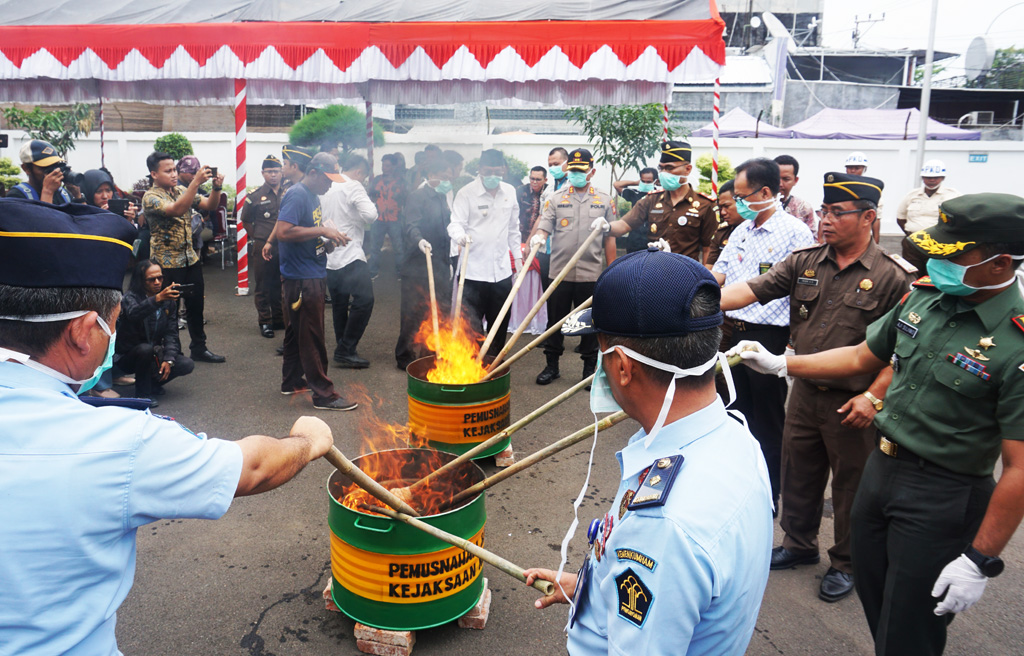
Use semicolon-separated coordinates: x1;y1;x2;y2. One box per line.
926;254;1023;296
549;166;567;180
589;350;623;414
0;311;116;394
482;175;501;190
567;171;590;189
735;195;775;221
658;171;683;192
637;182;655;193
435;180;452;194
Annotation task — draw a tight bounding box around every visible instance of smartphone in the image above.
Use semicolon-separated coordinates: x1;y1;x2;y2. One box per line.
108;198;131;217
175;283;196;296
209;166;218;178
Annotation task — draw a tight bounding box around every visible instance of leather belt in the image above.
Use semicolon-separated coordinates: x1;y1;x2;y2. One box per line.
732;321;788;332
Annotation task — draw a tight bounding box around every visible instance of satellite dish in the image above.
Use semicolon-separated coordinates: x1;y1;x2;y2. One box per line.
750;15;762;29
762;12;796;53
964;36;995;81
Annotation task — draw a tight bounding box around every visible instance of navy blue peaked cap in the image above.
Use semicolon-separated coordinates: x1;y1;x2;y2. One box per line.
0;198;137;290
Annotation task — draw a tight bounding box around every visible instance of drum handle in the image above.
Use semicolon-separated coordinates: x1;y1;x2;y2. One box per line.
354;516;395;533
440;386;466;393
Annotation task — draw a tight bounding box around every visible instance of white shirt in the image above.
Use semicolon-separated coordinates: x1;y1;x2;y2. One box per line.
322;176;378;270
896;185;962;233
448;177;521;283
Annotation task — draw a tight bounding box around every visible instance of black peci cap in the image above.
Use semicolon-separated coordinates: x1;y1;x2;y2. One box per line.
282;144;314;163
660;140;692;163
262;155;283;170
822;172;884;205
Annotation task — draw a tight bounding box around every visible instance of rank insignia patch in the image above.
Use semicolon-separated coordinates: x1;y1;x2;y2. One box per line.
629;455;683;510
1013;315;1024;334
616;569;653;628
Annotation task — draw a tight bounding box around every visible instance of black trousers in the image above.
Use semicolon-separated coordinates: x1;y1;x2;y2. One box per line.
727;323;789;505
281;278;337;403
537;252;551;292
396;264;452;368
461;277;513;359
326;260;374;358
162;263;207;353
250;239;283;326
116;343;194;398
851;447;994;656
542;280;597;364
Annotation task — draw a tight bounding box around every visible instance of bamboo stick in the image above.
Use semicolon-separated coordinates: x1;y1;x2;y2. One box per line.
486;225;605;374
424;247;439;337
481;296;592;381
360;503;555;596
323;446;420;517
451;240;471;333
477;240;542;363
442;411;631;510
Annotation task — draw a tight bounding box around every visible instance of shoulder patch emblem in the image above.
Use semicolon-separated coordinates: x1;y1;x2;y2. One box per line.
616;549;657;571
628;455;684;510
1012;315;1024;334
912;276;936;288
885;250;919;274
616;568;653;627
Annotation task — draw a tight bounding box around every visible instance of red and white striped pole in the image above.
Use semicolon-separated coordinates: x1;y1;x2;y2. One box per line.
711;77;721;198
662;103;669;143
99;97;105;169
234;79;249;296
365;100;374;172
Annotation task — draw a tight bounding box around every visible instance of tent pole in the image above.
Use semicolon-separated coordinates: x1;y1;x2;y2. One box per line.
99;96;105;170
712;77;720;197
234;78;250;296
914;0;939;176
366;101;374;173
663;103;669;142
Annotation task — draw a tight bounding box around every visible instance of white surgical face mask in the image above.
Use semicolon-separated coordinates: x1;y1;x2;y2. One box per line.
0;310;116;394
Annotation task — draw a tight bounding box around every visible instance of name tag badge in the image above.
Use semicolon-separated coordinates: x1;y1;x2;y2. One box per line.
650;209;664;214
896;319;919;338
759;262;772;275
796;277;819;286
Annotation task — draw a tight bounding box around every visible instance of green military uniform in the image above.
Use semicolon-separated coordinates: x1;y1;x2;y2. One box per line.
851;193;1024;655
620;186;717;263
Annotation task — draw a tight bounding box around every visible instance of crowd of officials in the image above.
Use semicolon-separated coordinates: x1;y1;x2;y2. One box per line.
2;131;1024;656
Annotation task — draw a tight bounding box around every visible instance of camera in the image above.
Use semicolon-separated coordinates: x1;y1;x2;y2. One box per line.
45;162;84;187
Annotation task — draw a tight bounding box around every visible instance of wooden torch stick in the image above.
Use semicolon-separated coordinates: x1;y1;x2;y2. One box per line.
322;446;420;517
360;503;555;596
424;246;440;337
398;373;595;498
443;411;631;510
481;296;593;382
451;239;471;334
486;225;605;374
477;240;542;363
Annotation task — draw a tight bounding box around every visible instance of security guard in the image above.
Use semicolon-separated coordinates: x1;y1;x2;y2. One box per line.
609;140;718;263
240;155;286;338
524;247;773;655
730;193;1024;655
0;198;335;655
531;148;617;385
721;173;917;603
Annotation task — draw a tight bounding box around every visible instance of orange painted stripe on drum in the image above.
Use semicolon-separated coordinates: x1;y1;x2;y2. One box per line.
407;393;510;445
331;527;485;604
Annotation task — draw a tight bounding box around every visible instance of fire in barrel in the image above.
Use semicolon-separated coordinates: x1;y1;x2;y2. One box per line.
407;316;511;458
328;442;488;631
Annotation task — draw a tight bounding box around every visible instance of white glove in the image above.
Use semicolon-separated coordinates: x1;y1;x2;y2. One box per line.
932;554;988;616
454;233;471;247
590;218;610;233
529;233;546;249
654;238;671;253
418;239;432;255
725;340;788;377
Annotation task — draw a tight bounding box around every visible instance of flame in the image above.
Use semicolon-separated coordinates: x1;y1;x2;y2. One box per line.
334;385;474;516
414;314;488;384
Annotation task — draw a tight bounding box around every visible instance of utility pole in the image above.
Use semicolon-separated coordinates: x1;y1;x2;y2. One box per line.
852;13;885;49
915;0;939;176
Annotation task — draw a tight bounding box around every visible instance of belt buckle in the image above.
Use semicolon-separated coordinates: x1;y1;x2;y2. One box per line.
880;437;898;458
735;321;746;332
816;385;829;392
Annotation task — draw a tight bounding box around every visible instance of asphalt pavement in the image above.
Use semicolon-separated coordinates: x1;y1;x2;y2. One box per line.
114;245;1024;656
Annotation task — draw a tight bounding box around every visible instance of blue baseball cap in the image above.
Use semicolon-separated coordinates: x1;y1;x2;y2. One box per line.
563;246;723;337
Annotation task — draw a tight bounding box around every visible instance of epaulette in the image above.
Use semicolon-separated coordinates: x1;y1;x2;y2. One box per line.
792;243;826;253
78;396;154;411
912;276;937;288
883;250;919;274
627;455;684;510
692;188;714;201
1012;315;1024;335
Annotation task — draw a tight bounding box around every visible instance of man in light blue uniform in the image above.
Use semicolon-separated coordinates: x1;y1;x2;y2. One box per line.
526;247;773;655
0;198;336;656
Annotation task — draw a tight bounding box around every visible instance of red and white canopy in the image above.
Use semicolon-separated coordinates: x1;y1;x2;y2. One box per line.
0;1;725;105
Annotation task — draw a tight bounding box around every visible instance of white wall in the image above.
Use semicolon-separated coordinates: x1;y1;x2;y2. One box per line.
4;129;1018;236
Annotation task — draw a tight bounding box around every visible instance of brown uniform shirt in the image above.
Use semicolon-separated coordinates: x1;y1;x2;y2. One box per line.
747;240;917;391
621;186;717;262
705;222;739;268
240;181;284;242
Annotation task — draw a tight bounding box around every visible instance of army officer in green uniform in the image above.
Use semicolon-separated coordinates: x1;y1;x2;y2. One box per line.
729;193;1024;655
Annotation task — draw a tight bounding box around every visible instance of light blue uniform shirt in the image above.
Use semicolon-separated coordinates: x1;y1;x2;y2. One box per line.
568;397;773;656
0;362;243;656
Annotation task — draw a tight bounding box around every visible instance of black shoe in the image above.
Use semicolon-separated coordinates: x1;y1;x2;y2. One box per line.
819;567;854;602
334;354;370;369
536;365;560;385
260;324;275;338
582;361;596;390
146;398;159;409
191;349;226;363
275;345;284;356
313;396;358;411
770;546;821;570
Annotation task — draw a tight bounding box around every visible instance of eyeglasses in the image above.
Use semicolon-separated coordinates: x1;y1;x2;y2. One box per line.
146;275;164;282
735;187;767;201
819;207;865;219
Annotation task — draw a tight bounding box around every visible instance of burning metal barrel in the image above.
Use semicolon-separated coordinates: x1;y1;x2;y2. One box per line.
328;448;487;631
407;355;511;459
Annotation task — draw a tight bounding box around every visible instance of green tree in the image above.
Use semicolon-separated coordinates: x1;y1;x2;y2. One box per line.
0;156;23;192
289;105;385;153
913;63;946;85
694;153;735;197
2;104;93;157
153;133;194;160
564;104;670;191
970;47;1024;89
463;151;530;186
